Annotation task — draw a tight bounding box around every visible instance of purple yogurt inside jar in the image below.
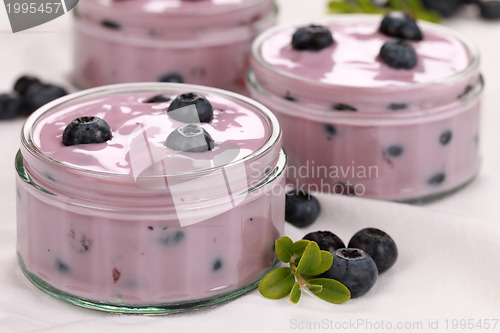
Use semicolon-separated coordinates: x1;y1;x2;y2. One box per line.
16;83;285;314
73;0;277;92
247;14;483;202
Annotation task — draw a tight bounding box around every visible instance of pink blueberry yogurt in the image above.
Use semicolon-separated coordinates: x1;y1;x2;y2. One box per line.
73;0;276;93
247;15;482;201
16;83;285;313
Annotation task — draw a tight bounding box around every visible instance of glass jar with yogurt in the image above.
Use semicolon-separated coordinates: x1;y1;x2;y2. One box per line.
16;83;285;314
73;0;277;92
247;15;482;202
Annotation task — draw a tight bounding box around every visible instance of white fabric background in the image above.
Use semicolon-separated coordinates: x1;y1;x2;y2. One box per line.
1;1;500;332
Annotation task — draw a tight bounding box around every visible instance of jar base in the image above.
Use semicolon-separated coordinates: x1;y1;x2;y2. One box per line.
18;253;280;315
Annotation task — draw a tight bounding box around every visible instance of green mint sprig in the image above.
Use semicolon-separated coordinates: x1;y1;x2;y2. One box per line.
328;0;442;23
258;237;351;304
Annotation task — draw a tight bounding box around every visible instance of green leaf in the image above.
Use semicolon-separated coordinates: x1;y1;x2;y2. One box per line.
307;278;351;304
293;240;310;257
295;242;322;276
275;237;294;263
307;284;323;293
305;250;333;276
258;267;296;299
289;283;302;304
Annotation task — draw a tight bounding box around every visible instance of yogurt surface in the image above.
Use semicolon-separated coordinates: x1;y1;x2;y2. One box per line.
31;92;269;175
259;19;471;87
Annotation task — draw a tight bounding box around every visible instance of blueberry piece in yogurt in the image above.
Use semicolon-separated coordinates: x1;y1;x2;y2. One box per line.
167;92;213;123
440;130;453;145
144;94;172;103
166;124;214;152
0;93;22;120
387;103;408;111
55;259;70;274
291;24;334;51
101;20;121;29
159;230;185;246
13;75;42;96
284;92;297;102
379;11;423;41
158;73;184;83
212;258;223;272
324;124;337;137
62;116;112;146
428;172;446;185
385;145;404;157
331;103;357;112
379;39;417;70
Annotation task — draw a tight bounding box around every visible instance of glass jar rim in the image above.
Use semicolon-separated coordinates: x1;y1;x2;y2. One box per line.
21;83;282;179
251;14;480;93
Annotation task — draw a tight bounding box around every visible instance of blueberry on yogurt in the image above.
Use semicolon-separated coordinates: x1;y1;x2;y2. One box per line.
62;116;113;146
144;94;172;103
379;39;418;70
165;124;215;152
379;11;423;41
291;24;334;51
167;92;214;123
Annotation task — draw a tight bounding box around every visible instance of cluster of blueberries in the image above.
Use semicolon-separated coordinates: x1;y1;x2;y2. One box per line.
62;92;216;153
0;76;67;120
285;190;398;297
291;11;423;70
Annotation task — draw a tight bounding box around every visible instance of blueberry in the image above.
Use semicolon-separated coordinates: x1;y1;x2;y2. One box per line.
325;124;337;137
479;1;500;19
440;130;452;145
348;228;398;274
144;94;172;103
165;124;214;152
212;258;223;271
62;116;113;146
428;172;446;185
302;231;345;252
379;11;423;41
13;75;42;96
159;230;185;246
387;103;408;111
167;92;213;123
331;103;357;112
24;84;68;113
0;93;22;120
319;248;378;298
291;24;334;51
284;92;297;102
385;145;404;157
422;0;462;18
379;39;417;70
158;73;184;83
101;20;121;29
55;259;71;274
285;189;321;228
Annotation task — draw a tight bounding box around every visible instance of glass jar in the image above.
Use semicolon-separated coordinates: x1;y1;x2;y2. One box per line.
73;0;277;93
247;15;483;202
16;83;286;314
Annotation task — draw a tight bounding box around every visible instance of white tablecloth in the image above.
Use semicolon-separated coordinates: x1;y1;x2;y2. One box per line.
1;1;500;332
